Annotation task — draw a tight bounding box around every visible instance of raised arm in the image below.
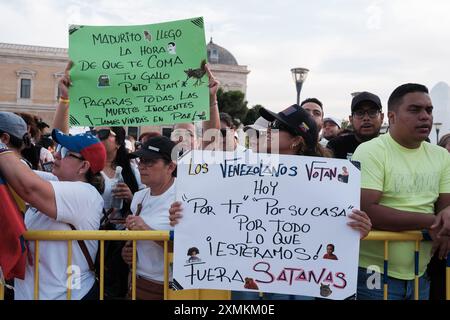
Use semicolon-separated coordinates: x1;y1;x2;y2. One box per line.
0;150;56;218
52;61;72;134
201;64;220;149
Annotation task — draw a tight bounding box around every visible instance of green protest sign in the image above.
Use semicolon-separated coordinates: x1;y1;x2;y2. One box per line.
68;17;209;127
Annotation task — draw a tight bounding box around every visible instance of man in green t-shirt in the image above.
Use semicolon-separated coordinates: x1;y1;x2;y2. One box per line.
352;83;450;300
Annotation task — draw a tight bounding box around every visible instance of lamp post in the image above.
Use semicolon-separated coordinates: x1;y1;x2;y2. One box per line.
434;122;442;143
291;68;309;105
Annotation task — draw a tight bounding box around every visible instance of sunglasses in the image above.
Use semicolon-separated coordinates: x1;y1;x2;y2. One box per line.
56;144;84;161
89;129;116;140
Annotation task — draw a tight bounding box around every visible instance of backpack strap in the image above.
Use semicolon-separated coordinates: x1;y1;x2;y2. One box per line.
100;208;114;226
68;224;96;273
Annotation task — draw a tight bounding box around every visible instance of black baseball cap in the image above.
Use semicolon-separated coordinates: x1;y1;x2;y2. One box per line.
129;136;175;161
351;91;382;112
259;104;318;151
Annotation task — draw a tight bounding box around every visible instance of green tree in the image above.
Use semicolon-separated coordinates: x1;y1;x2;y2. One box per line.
243;104;263;125
341;119;350;129
217;88;249;123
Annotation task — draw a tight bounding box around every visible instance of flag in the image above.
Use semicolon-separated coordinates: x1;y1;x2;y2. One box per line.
0;173;27;280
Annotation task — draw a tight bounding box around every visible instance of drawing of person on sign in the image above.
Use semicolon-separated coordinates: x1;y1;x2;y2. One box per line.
186;246;201;264
323;244;338;260
337;166;349;183
167;42;176;55
97;74;110;87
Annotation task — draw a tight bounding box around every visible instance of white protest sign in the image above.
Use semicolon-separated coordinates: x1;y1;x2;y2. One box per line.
173;150;361;300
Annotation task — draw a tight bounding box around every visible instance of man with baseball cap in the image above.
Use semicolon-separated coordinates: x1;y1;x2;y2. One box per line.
322;116;341;143
327;91;384;159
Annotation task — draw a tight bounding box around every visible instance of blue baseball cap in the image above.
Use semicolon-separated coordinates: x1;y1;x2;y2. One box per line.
52;129;106;174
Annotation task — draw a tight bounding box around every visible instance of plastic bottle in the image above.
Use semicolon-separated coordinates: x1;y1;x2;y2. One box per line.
111;166;124;210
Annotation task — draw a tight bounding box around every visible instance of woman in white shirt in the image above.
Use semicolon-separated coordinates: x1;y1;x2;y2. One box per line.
0;128;106;300
121;136;177;300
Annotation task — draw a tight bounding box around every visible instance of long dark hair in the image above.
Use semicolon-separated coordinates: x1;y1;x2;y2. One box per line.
297;140;333;158
86;170;105;194
111;127;139;213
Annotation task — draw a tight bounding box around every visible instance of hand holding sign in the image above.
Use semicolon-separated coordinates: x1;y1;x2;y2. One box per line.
173;150;366;300
59;61;73;100
68;17;209;127
169;201;183;227
347;209;372;239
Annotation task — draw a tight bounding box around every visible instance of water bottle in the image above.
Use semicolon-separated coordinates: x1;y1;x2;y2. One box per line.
111;166;124;210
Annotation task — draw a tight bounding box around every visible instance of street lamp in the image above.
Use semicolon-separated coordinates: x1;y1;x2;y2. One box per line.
434;122;442;143
291;67;309;105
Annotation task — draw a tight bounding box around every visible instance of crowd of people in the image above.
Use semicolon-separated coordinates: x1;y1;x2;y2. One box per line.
0;61;449;301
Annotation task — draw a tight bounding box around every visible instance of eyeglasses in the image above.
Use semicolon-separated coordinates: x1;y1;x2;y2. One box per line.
352;109;380;119
56;144;84;161
89;129;116;140
269;120;296;135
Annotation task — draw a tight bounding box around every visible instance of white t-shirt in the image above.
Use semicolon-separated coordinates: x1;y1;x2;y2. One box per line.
101;164;145;210
14;171;104;300
130;183;175;282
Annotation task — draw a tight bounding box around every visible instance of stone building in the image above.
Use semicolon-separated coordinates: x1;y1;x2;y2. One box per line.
0;43;67;129
206;38;249;94
0;40;249;138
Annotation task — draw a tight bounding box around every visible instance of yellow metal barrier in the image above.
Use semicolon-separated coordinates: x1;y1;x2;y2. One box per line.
363;230;449;300
0;230;447;300
0;230;229;300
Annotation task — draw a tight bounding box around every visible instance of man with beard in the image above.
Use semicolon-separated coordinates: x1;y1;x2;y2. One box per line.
327;92;384;159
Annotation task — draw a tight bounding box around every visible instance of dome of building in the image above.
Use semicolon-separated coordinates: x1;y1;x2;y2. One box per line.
207;38;238;65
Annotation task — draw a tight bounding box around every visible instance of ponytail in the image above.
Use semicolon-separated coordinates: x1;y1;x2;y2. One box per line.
86;170;105;195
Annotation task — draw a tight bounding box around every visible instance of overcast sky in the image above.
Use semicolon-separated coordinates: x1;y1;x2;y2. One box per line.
1;0;449;121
